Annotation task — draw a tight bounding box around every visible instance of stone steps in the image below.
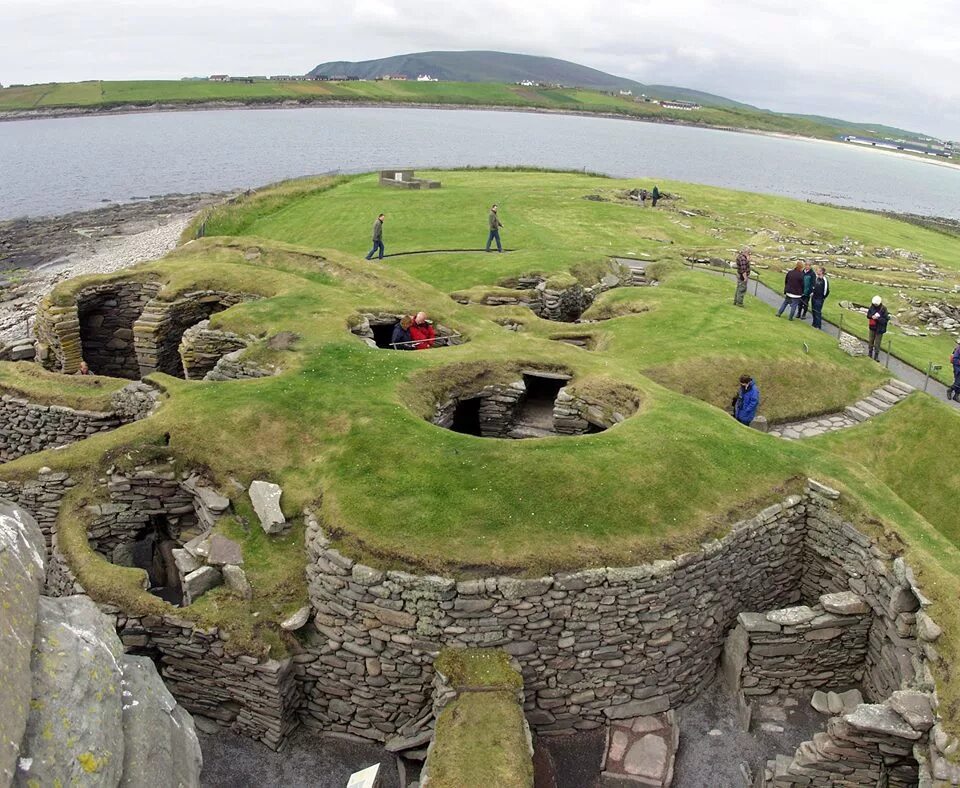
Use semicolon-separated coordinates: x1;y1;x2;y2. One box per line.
772;380;913;441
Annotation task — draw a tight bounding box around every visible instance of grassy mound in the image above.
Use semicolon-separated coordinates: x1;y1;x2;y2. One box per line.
0;170;957;678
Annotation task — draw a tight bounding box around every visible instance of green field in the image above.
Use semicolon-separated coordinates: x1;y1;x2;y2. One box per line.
1;172;958;717
0;78;907;142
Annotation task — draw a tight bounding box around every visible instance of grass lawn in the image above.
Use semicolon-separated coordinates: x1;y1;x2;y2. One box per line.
2;171;958;686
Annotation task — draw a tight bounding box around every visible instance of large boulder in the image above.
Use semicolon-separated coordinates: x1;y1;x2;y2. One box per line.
119;655;202;788
0;501;46;785
15;595;127;786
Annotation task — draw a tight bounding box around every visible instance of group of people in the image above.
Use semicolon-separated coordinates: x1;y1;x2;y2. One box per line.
389;312;436;350
636;186;662;207
364;204;507;260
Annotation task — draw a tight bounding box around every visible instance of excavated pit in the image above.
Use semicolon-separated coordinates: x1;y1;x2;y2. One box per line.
430;366;638;439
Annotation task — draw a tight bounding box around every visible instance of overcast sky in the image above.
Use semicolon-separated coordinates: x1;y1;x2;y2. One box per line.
4;0;959;138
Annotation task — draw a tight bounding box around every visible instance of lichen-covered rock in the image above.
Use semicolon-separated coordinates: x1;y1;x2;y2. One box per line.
15;595;126;787
0;501;46;785
118;655;202;788
249;480;285;534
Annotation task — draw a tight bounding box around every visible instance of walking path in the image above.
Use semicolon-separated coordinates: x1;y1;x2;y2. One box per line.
768;379;914;439
683;262;958;408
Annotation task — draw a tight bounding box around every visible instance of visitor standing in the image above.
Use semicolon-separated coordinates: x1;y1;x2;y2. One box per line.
949;340;960;401
732;374;760;426
797;262;815;319
810;267;830;330
776;263;805;320
733;247;751;307
365;213;385;260
651;186;661;207
486;204;503;252
410;312;437;350
866;296;889;361
390;316;414;350
640;189;648;206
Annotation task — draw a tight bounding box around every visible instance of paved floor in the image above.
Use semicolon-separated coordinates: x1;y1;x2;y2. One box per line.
672;677;824;787
199;728;400;788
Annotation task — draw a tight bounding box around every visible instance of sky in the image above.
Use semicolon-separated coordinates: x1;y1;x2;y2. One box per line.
4;0;959;139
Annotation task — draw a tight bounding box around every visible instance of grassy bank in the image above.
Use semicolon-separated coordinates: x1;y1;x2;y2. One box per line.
1;170;957;677
0;78;906;143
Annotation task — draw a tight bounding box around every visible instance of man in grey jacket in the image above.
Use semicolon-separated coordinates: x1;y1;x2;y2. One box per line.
365;213;385;260
486;204;503;252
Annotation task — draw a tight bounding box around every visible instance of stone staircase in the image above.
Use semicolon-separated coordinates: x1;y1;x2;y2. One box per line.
768;379;913;440
611;257;654;286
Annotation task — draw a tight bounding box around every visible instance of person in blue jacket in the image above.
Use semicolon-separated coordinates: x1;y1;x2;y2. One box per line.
733;374;760;426
949;341;960;401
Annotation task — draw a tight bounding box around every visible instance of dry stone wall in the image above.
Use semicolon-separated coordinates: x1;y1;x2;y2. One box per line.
178;320;247;380
0;382;159;463
134;290;252;377
301;496;809;740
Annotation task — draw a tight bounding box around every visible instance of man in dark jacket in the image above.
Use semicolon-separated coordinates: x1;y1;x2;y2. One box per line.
486;204;503;252
810;266;829;330
776;264;805;320
651;185;661;207
365;213;385;260
797;262;815;319
390;315;414;350
733;375;760;426
949;341;960;401
866;295;889;361
733;247;751;307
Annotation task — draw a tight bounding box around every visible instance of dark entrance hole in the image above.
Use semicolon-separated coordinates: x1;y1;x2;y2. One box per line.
129;515;183;606
516;372;570;435
522;372;567;402
77;286;144;379
451;397;483;436
371;322;396;349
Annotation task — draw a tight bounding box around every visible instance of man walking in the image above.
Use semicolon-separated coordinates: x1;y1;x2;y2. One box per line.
733;247;751;307
866;295;889;361
797;262;815;319
810;266;829;330
948;340;960;401
732;374;760;427
486;204;503;252
776;263;805;320
365;213;385;260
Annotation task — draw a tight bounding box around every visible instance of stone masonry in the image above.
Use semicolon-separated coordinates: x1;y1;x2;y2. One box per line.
178;320;248;380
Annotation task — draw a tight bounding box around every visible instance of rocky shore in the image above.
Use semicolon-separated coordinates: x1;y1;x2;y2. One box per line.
0;192;227;344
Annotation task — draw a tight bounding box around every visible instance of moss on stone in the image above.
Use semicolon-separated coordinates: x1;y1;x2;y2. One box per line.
435;648;523;691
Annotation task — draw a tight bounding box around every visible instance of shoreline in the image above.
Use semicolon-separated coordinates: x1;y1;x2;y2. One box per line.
3;98;959;173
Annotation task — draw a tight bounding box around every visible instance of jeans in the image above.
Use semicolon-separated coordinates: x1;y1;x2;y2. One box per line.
365;240;384;260
811;297;824;329
867;329;884;360
777;296;800;319
734;278;748;305
952;368;960;398
486;229;502;252
798;295;810;318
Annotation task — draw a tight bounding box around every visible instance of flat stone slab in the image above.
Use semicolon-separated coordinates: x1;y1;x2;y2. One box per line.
249;480;285;534
820;591;869;615
844;704;922;740
766;606;816;626
183;565;222;605
280;605;311;631
205;533;243;566
601;712;677;787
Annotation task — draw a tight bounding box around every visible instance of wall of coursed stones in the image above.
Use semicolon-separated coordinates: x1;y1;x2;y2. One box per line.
178;321;247;380
301;496;809;740
0;395;121;461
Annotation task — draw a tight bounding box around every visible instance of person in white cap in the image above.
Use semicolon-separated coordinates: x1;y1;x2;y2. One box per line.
866;295;889;361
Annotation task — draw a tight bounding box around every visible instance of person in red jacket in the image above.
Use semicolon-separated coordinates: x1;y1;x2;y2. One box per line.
410;311;436;350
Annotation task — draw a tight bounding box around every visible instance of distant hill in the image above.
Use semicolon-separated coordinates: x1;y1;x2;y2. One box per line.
308;50;756;110
784;114;930;142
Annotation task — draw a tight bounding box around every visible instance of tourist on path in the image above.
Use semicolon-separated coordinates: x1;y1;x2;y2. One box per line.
733;374;760;426
651;186;661;207
776;263;805;320
365;214;385;260
797;262;815;319
486;204;503;252
733;247;751;307
640;189;648;206
866;295;889;361
949;341;960;401
410;312;436;350
810;266;830;330
390;316;414;350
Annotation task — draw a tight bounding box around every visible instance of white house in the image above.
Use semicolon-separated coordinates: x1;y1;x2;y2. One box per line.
416;74;438;82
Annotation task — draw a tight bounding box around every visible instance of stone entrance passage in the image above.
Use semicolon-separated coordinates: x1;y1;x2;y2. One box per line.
75;282;160;378
348;312;464;350
430;366;636;439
